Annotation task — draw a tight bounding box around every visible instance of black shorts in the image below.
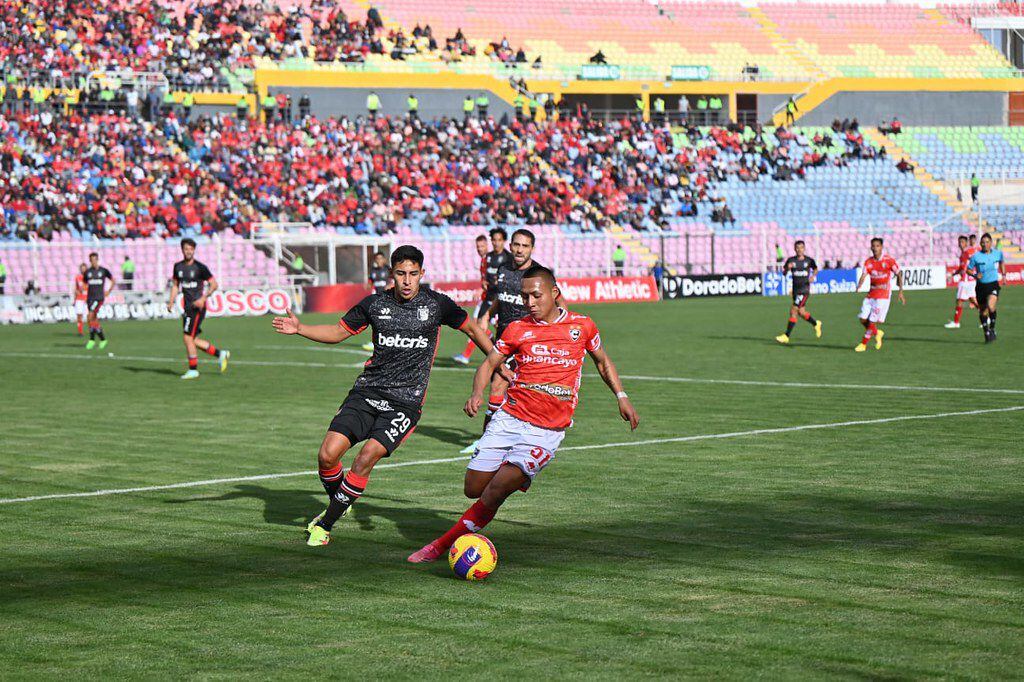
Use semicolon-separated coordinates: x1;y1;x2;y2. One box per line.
792;290;810;307
474;291;497;320
87;298;104;313
976;281;1001;303
183;305;206;337
328;390;421;456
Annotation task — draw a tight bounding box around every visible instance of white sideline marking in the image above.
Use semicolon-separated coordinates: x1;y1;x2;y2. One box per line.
2;405;1021;506
3;350;1024;395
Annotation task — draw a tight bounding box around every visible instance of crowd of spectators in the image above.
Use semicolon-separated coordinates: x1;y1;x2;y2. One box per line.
0;0;526;93
0;102;887;242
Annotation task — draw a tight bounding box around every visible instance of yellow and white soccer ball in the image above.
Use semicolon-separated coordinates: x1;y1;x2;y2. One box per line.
448;533;498;580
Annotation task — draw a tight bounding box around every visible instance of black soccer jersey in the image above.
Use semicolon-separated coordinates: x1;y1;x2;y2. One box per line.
84;266;113;300
369;265;390;293
494;260;545;336
784;256;818;295
340;287;469;406
172;259;213;306
484;250;512;293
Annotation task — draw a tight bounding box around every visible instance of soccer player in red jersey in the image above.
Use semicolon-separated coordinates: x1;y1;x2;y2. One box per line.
408;265;640;564
71;263;88;336
452;235;492;364
945;235;979;329
854;237;905;352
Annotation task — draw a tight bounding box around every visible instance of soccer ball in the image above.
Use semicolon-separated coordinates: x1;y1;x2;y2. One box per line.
448;533;498;580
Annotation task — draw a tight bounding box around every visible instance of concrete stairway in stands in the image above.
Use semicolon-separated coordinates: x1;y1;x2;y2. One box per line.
868;128;1024;262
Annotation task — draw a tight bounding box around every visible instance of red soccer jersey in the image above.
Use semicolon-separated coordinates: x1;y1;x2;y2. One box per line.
494;309;602;430
864;255;900;299
958;246;980;279
74;274;87;301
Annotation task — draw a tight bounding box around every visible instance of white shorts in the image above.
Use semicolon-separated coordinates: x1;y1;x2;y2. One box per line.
74;300;87;316
859;297;891;323
467;410;565;480
957;279;976;301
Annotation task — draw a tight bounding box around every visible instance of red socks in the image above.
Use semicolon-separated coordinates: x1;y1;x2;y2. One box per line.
76;320;83;335
460;339;476;359
861;322;877;344
954;304;963;324
188;357;198;370
435;500;497;550
204;344;219;357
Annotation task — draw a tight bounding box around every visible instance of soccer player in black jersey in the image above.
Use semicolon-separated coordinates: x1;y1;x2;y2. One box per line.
83;252;115;350
775;240;823;344
167;238;230;380
452;235;492;364
272;245;497;547
362;251;392;352
453;228;512;366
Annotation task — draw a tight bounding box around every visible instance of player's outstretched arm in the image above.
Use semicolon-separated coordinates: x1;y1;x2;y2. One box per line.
272;309;352;344
461;317;495;355
896;271;906;304
587;346;640;431
465;349;506;417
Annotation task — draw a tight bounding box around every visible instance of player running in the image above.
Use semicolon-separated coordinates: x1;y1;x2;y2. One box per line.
167;238;230;380
452;235;491;364
83;252;115;349
453;229;511;365
72;263;88;336
408;265;640;564
362;251;392;352
945;235;979;329
854;237;905;352
271;245;497;547
775;240;822;344
966;232;1005;343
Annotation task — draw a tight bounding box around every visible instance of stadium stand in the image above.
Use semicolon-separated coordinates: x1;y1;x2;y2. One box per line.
0;231;286;295
893;126;1024;180
760;2;1017;79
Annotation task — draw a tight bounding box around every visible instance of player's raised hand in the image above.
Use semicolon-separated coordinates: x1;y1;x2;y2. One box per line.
464;393;483;418
618;397;640;431
272;309;301;335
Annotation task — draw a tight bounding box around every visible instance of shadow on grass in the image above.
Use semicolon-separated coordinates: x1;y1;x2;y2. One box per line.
121;365;180;377
414;424;477;447
4;491;1023;607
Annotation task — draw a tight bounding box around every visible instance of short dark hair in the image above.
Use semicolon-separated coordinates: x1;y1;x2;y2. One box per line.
980;232;993;242
390;244;424;268
794;240;805;248
522;264;556;288
180;238;197;248
88;251;98;259
475;235;487;243
489;227;508;240
958;235;968;242
373;251;385;258
870;237;884;246
969;234;977;241
511;228;535;246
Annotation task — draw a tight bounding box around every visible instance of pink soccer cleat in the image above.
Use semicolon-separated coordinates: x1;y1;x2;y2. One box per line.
407;542;444;563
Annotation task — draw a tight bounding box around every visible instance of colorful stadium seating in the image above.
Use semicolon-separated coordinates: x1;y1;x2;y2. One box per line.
757;3;1015;79
0;232;287;296
893;127;1024;181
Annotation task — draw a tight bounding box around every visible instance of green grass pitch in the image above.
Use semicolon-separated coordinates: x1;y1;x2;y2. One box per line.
1;289;1022;678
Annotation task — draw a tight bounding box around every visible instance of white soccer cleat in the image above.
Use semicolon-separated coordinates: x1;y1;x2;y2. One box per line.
361;342;374;352
180;369;200;380
451;354;471;365
944;321;960;329
459;439;479;455
219;349;231;373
